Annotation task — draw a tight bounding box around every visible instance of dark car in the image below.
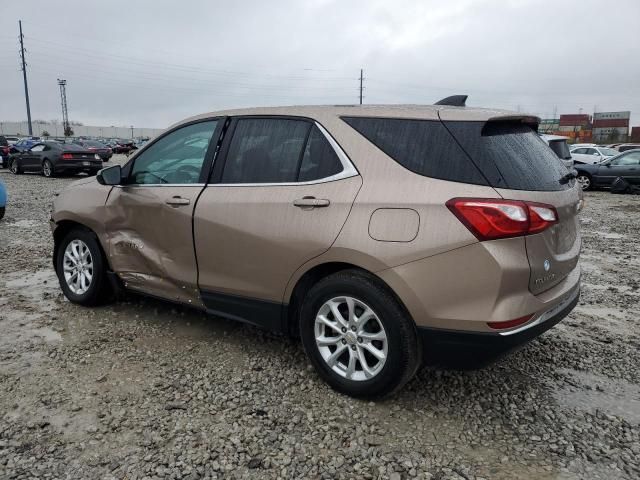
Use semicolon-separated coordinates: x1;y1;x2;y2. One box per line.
113;139;135;154
73;139;113;161
575;149;640;190
0;136;10;168
9;142;103;178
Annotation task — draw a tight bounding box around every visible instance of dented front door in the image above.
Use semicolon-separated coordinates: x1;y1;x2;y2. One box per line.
105;185;204;306
103;119;221;307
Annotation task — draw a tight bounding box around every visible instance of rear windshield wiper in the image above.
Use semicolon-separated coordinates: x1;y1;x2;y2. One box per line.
559;170;578;185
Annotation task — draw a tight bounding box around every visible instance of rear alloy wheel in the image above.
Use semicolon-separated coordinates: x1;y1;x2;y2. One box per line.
42;159;55;177
56;228;112;306
576;173;591;191
300;270;421;398
10;159;21;174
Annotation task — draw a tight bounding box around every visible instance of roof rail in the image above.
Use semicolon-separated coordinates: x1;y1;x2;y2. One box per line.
434;95;468;107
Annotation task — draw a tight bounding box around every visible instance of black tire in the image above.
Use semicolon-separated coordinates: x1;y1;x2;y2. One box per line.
576;172;592;191
9;159;21;174
0;206;5;220
42;159;55;178
55;228;112;306
299;269;421;398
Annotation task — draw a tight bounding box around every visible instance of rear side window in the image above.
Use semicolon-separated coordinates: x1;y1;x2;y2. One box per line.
298;126;343;182
443;121;569;191
342;117;488;186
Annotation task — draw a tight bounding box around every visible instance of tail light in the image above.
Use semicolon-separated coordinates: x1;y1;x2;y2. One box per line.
61;153;73;159
446;198;558;241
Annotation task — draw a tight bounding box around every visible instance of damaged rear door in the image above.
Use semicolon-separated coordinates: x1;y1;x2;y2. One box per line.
104;119;223;307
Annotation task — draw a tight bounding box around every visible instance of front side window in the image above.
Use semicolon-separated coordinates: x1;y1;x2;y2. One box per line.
611;152;640;166
130;121;218;185
30;144;45;152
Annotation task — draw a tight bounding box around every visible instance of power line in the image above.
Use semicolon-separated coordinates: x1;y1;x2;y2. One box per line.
18;20;32;136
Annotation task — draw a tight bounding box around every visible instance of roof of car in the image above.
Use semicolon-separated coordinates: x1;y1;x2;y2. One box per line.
173;104;536;130
540;134;569;141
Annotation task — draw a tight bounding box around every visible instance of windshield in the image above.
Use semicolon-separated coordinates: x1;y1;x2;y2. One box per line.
598;147;618;156
548;140;572;159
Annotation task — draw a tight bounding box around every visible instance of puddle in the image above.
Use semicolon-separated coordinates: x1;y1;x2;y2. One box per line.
6;219;39;228
554;369;640;424
3;269;59;311
589;231;626;240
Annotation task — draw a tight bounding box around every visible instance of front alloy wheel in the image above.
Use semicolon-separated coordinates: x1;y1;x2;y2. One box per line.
62;239;94;294
10;160;21;174
577;174;591;190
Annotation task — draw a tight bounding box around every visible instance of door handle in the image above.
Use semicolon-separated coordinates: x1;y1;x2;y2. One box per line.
293;197;330;208
165;196;190;207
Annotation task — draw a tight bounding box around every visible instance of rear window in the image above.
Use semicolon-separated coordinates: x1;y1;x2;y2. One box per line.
342;117;488;186
548;139;571;160
444;121;569;191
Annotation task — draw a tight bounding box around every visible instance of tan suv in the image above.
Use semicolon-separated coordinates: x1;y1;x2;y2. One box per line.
51;102;582;397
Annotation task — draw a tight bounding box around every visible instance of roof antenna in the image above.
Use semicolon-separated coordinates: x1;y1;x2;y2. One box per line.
434;95;468;107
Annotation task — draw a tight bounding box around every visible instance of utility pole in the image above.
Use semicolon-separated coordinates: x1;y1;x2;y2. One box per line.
131;125;134;139
359;69;364;105
57;79;69;135
18;21;33;136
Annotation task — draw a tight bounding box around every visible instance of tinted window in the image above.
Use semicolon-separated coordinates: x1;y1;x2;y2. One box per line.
611;152;640;166
63;144;84;151
130;121;218;185
298;126;343;182
342;117;488;186
573;148;587;154
222;118;311;183
548;140;571;159
443;121;570;191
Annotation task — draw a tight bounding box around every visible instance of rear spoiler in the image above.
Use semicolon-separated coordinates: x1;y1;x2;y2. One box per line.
486;115;540;132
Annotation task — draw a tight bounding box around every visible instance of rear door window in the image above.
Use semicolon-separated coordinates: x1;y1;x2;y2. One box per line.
222;118;310;183
342;117;488;186
548;140;571;159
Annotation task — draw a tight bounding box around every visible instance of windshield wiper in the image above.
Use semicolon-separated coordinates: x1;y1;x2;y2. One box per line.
559;170;578;185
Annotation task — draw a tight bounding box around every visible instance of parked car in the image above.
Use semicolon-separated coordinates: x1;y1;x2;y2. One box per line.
616;143;640;153
50;103;581;397
0;178;6;220
9;138;38;154
9;141;103;177
0;136;10;168
72;139;113;161
574;149;640;190
112;139;135;154
540;134;573;169
5;136;20;145
569;145;618;165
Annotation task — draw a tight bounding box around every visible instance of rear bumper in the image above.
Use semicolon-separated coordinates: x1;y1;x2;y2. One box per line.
56;160;102;172
419;285;580;367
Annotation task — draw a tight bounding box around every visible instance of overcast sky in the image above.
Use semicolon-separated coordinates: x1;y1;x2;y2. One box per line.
1;0;639;128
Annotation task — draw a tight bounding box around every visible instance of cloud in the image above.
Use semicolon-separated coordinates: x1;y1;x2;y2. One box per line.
0;0;638;128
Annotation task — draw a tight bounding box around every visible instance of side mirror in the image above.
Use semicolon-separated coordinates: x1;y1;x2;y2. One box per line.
96;165;122;185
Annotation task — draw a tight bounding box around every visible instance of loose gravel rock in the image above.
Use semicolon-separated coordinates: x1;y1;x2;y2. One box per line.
0;161;638;479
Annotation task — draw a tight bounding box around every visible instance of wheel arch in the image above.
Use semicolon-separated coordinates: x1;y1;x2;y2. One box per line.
52;220;111;271
284;260;415;337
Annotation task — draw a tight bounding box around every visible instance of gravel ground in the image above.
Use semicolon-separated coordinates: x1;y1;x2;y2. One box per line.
0;157;639;480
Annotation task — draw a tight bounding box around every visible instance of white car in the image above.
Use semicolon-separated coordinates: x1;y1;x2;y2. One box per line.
540;134;573;169
570;145;618;165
